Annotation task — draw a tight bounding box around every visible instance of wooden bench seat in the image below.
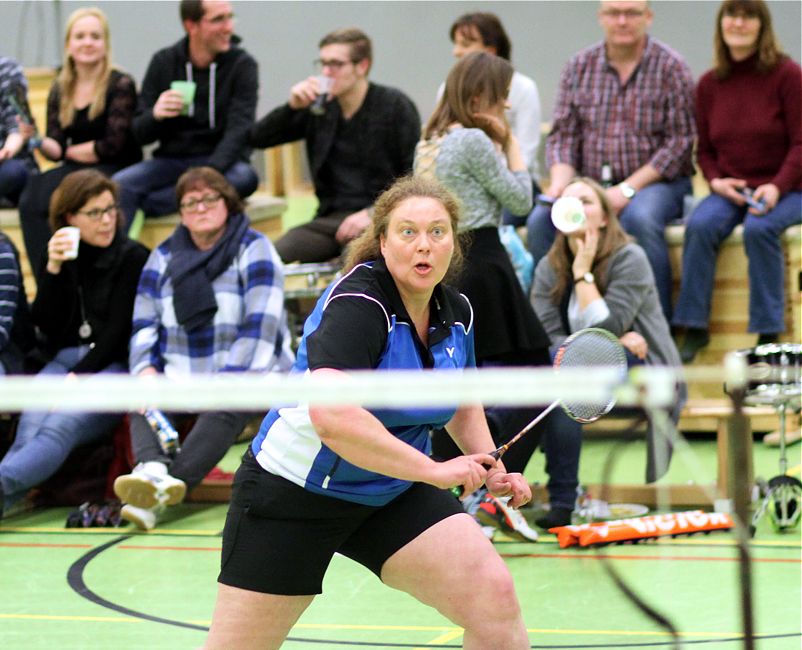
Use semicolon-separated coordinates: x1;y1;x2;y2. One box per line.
667;223;801;401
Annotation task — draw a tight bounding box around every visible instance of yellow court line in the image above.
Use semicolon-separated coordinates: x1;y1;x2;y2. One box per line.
0;613;755;640
414;627;465;648
0;613;142;624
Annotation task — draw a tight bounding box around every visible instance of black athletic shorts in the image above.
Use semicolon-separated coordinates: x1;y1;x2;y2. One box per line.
217;449;464;595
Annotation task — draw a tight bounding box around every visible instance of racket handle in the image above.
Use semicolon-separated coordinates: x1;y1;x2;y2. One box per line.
450;459;496;499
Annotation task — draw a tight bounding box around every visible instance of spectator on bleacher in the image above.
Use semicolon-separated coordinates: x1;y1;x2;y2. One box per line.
0;230;35;375
526;0;696;319
17;8;141;281
439;12;542;225
0;56;37;207
414;52;549;542
673;0;801;362
113;0;258;228
531;177;685;529
250;27;420;264
0;169;148;519
114;167;294;530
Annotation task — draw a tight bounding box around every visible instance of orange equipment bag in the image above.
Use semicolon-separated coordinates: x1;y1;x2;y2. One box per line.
550;510;734;548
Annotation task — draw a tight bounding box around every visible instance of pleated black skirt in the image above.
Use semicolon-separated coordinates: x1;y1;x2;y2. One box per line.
457;227;550;366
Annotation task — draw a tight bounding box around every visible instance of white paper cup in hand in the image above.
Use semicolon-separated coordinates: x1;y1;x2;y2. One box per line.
551;197;586;234
57;226;81;260
310;76;333;116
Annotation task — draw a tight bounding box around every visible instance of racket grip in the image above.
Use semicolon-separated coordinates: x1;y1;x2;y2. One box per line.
450;459;498;499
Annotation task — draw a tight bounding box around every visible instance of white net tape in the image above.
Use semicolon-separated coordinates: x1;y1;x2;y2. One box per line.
0;362;746;413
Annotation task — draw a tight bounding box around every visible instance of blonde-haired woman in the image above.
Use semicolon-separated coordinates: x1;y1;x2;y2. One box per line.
18;6;141;279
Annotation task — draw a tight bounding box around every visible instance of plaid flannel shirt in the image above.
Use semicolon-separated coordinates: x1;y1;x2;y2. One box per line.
129;228;294;377
546;37;696;182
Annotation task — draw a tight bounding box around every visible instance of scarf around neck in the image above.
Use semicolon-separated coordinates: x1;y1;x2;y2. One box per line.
166;211;249;332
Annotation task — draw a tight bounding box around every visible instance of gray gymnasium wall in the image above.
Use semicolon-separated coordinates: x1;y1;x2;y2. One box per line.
2;1;801;126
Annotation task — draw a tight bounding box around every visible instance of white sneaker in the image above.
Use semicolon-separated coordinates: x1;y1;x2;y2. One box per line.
476;494;539;542
120;503;162;531
114;462;186;509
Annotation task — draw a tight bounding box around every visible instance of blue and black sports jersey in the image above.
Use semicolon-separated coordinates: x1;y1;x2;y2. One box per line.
251;258;475;506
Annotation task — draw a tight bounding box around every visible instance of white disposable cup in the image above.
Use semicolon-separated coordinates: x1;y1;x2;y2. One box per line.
551;197;586;234
58;226;81;260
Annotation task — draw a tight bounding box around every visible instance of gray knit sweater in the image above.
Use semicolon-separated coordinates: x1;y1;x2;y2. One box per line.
414;127;532;232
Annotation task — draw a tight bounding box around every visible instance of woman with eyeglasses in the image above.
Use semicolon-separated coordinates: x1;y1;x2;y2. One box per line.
114;167;294;530
0;169;148;518
17;7;141;280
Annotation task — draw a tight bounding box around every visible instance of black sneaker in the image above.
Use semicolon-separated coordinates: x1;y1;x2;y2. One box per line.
535;507;574;530
757;333;779;345
679;328;710;364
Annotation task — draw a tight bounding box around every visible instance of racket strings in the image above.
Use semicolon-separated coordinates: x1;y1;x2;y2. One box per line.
556;329;628;422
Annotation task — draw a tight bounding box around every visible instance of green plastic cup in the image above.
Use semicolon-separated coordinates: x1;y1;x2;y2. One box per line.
170;80;196;116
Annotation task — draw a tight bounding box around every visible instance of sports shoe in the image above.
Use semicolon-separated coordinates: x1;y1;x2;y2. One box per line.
535;507;574;530
114;462;186;509
679;328;710;364
477;494;538;542
120;503;162;531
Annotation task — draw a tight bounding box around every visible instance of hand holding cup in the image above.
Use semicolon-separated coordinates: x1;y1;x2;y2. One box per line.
154;87;188;120
46;226;80;274
551;196;586;234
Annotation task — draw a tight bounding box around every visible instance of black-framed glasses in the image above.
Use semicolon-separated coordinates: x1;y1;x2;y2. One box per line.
313;58;355;72
179;193;222;213
76;204;119;220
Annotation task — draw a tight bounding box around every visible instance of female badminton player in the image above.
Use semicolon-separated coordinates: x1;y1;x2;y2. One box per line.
204;176;532;649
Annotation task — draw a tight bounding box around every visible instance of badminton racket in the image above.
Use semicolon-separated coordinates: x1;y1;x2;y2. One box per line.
453;327;627;496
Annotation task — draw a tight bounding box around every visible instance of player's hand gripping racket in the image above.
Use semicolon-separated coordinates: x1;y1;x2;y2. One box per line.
453;328;627;497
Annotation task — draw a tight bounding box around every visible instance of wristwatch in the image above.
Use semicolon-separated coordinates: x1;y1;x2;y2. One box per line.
574;271;595;285
619;182;637;199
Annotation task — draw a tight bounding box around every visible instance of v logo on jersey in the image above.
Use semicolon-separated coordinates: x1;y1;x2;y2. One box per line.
446;346;455;358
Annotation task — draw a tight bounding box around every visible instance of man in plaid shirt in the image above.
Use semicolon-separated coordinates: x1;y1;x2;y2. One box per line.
527;0;695;318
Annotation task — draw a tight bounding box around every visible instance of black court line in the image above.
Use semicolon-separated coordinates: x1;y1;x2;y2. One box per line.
65;536;801;648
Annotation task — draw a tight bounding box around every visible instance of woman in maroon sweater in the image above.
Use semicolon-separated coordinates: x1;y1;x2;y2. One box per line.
673;0;801;362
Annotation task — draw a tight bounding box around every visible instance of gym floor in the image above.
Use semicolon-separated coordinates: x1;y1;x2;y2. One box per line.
1;435;800;649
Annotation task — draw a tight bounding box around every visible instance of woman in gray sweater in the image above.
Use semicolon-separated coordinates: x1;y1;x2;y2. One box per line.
413;52;549;541
531;177;684;528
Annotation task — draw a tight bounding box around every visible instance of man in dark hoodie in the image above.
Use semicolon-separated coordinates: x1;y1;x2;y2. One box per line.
113;0;258;226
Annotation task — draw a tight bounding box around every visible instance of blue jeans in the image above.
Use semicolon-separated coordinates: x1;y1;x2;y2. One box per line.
112;156;259;226
673;191;802;334
0;346;124;510
527;177;691;318
0;158;32;205
542;350;647;510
